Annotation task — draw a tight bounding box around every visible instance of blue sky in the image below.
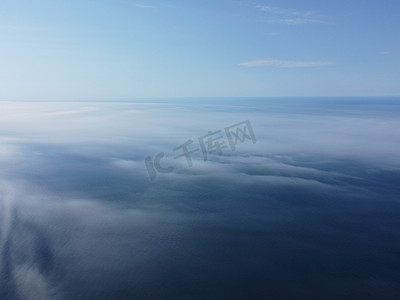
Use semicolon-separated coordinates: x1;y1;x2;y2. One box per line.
0;0;399;100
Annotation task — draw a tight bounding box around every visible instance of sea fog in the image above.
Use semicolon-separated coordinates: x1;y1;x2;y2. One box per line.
1;98;400;299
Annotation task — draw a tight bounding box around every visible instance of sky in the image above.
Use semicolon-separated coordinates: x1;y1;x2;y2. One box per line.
0;0;399;100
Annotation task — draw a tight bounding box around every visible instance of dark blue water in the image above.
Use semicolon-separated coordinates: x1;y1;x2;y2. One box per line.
1;98;400;299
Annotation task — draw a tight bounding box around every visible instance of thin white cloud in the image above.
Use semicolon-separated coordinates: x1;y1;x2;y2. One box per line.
381;51;392;55
256;5;322;24
133;3;156;9
239;59;333;68
121;1;156;9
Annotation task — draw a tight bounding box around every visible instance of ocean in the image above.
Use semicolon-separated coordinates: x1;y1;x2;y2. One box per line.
1;97;400;299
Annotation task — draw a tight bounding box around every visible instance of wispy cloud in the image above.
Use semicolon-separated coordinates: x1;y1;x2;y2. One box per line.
381;51;392;55
239;59;333;68
133;3;156;9
256;5;322;24
121;1;156;9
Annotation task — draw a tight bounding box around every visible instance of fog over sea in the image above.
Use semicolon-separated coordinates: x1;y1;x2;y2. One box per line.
1;97;400;299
